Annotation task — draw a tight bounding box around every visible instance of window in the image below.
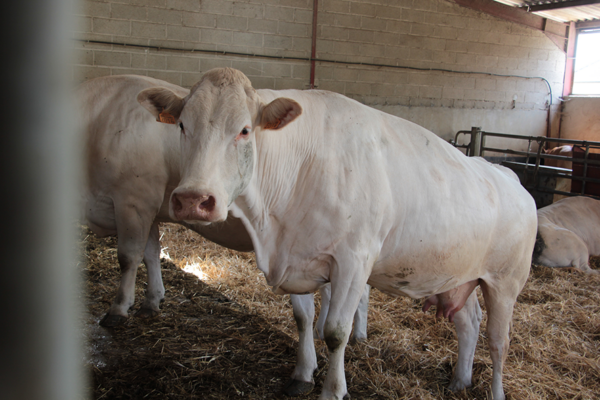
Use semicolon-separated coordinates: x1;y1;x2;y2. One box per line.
572;29;600;95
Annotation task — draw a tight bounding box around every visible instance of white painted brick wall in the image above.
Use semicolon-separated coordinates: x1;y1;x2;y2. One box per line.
73;0;567;137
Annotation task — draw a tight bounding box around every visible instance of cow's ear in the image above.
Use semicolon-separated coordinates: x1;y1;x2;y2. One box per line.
259;98;302;131
137;88;185;124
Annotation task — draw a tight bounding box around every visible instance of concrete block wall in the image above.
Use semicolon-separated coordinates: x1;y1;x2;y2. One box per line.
73;0;567;144
314;1;564;110
73;0;314;89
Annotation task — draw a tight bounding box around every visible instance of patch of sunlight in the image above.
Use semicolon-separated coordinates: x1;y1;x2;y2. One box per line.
182;261;209;282
160;246;171;260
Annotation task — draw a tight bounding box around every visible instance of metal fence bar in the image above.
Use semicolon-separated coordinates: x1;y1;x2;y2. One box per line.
479;131;600;147
582;143;591;195
481;146;600;166
452;128;600;201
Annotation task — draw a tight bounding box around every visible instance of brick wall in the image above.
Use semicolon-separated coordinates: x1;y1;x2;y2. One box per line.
73;0;567;142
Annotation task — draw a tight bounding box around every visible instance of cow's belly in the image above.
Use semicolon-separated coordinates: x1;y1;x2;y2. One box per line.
85;195;117;237
368;255;480;300
367;272;460;299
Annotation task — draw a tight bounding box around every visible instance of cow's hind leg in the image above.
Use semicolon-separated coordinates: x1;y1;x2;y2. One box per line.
135;222;165;319
314;285;330;341
315;283;370;343
351;284;370;343
449;290;482;392
566;235;598;274
537;230;598;274
284;294;318;396
479;277;522;400
100;203;154;327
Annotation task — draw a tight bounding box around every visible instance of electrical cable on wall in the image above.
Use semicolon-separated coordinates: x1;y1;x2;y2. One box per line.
79;39;554;106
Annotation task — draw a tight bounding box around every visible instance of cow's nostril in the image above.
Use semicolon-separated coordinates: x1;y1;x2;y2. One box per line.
172;195;183;212
171;192;217;221
201;196;216;212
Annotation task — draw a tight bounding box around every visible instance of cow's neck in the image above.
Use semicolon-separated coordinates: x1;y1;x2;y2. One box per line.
232;124;321;280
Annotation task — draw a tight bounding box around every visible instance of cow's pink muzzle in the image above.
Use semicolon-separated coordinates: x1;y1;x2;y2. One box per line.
171;191;218;222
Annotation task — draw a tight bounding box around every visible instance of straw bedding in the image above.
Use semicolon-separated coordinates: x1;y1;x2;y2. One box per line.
82;223;600;399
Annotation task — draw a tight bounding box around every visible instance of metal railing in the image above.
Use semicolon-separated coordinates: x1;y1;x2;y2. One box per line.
450;127;600;200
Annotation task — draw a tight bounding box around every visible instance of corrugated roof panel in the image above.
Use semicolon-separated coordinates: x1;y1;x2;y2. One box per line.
494;0;522;6
493;0;600;23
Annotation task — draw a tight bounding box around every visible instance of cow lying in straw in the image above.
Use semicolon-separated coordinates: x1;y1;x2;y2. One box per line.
534;196;600;274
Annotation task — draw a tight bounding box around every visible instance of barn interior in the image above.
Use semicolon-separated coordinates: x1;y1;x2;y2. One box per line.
3;1;600;400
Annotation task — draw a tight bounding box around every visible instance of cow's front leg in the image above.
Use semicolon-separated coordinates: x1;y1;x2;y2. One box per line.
320;265;369;400
284;293;318;396
135;222;165;319
100;204;153;327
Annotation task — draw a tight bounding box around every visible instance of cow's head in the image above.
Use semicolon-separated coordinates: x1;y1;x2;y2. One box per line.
137;68;302;223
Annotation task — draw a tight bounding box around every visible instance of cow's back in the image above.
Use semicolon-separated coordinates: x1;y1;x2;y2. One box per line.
79;75;184;190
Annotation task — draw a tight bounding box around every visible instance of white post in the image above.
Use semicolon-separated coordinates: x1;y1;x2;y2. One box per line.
0;1;85;400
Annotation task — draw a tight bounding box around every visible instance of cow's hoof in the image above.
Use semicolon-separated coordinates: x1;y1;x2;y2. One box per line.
99;313;127;327
349;335;366;345
282;379;314;397
134;308;160;319
448;378;472;392
586;268;600;275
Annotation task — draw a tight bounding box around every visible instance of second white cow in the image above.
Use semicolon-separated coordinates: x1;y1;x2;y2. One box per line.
138;67;537;400
534;196;600;274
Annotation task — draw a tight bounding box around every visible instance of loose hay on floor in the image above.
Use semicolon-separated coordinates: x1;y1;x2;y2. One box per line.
82;223;600;399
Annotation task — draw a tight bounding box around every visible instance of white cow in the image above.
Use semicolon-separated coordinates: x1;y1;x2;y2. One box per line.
80;75;253;327
534;196;600;274
543;145;573;169
78;75;368;396
543;145;573;201
137;67;537;400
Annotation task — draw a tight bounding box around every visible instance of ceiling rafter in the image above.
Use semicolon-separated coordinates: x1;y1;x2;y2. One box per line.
519;1;600;13
494;0;600;23
453;0;569;51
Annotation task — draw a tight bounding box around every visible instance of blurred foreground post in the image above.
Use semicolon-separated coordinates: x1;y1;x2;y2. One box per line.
0;1;85;400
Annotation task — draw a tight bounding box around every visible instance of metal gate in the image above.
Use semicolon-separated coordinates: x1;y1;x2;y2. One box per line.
451;127;600;208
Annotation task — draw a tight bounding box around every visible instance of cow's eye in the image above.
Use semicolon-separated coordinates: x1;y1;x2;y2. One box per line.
178;122;184;131
241;128;249;136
